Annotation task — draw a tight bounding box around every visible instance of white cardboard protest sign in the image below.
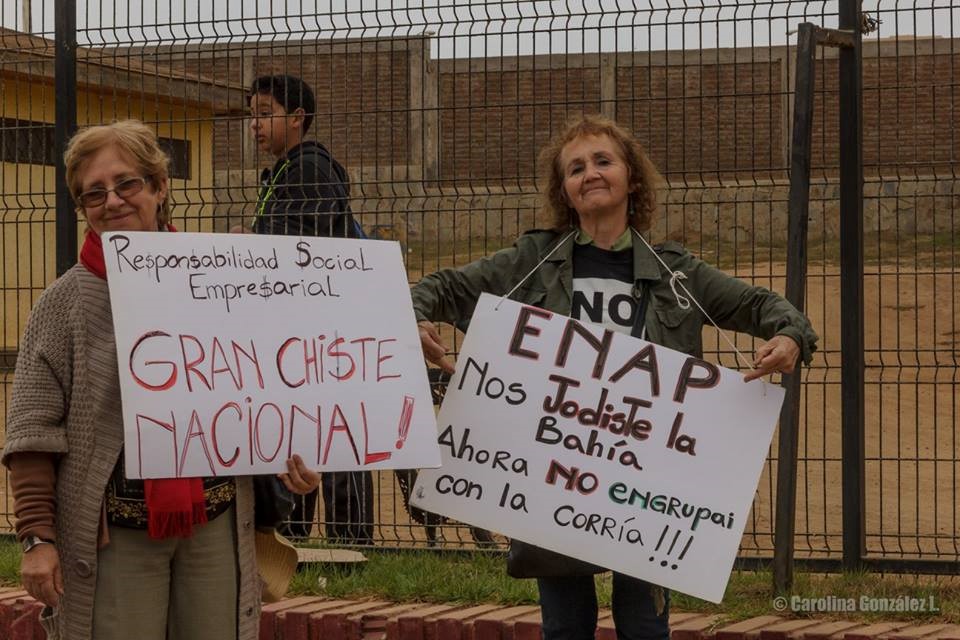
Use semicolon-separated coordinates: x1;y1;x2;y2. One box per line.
102;231;441;479
411;293;784;602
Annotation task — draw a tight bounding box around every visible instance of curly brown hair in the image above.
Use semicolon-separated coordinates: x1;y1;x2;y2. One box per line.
65;119;171;226
538;113;661;232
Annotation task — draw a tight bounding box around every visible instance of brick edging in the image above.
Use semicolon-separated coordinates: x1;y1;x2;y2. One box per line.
3;588;959;640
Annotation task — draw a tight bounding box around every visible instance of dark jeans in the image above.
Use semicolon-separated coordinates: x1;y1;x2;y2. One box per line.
280;471;375;543
537;573;669;640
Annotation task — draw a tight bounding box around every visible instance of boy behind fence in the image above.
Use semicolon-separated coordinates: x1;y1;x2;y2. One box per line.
236;74;373;544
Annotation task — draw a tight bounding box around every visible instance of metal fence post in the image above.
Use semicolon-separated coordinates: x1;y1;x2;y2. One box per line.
838;0;866;572
55;0;78;275
773;21;816;594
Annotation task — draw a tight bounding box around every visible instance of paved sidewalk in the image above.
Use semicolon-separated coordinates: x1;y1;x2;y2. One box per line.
2;586;959;640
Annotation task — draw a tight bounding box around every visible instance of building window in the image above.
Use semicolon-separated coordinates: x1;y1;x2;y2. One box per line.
158;137;191;180
0;118;191;180
0;118;56;166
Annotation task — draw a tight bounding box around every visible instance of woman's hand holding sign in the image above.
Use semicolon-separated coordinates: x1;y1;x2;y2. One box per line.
278;455;321;495
418;321;455;374
743;335;801;382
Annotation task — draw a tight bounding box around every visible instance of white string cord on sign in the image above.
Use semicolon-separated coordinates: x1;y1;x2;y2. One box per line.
490;227;766;386
630;228;759;376
495;230;578;310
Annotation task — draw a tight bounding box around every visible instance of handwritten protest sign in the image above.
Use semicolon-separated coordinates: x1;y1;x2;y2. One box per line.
102;231;440;479
411;293;784;602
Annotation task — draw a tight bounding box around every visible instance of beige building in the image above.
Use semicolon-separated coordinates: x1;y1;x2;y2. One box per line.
1;27;244;356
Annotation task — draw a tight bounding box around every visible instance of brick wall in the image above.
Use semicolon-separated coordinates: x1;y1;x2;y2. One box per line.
434;58;783;182
127;37;960;183
863;52;960;173
807;50;960;175
614;61;783;179
437;65;602;183
129;40;414;175
135;48;249;173
249;46;412;172
117;36;960;243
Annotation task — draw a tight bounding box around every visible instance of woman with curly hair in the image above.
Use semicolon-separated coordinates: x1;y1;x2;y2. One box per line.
411;113;817;640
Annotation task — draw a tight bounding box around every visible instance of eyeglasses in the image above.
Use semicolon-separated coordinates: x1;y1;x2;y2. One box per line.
77;176;150;208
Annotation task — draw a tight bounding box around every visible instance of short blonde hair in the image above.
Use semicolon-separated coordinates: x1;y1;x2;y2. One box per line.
64;120;171;226
538;113;661;232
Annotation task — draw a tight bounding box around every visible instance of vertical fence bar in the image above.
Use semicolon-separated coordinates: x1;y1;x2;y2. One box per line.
773;21;816;594
838;0;865;571
21;0;33;32
54;0;78;275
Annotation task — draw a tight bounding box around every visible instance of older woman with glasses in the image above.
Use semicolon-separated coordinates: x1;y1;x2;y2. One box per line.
3;120;320;640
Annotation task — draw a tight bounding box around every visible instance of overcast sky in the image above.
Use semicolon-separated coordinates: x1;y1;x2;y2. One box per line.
3;1;959;57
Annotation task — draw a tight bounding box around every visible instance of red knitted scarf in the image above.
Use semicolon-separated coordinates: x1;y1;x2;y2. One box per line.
80;227;208;539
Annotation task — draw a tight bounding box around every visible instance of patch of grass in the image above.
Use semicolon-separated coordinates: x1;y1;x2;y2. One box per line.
696;231;959;271
290;550;960;623
670;570;774;621
2;539;958;623
777;571;956;623
0;537;20;586
289;551;538;605
809;231;960;269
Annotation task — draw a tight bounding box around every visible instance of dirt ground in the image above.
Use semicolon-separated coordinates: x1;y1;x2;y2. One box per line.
730;262;958;560
0;259;956;560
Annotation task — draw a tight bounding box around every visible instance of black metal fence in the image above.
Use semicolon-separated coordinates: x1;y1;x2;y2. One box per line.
0;0;958;572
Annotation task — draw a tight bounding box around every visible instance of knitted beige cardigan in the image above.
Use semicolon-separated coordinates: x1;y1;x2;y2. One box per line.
3;265;261;640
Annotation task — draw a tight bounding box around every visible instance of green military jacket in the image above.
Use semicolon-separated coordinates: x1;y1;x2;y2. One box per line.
411;229;817;365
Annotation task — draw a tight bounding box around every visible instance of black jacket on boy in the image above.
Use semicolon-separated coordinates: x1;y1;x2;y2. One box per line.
253;141;363;239
254;141;373;543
